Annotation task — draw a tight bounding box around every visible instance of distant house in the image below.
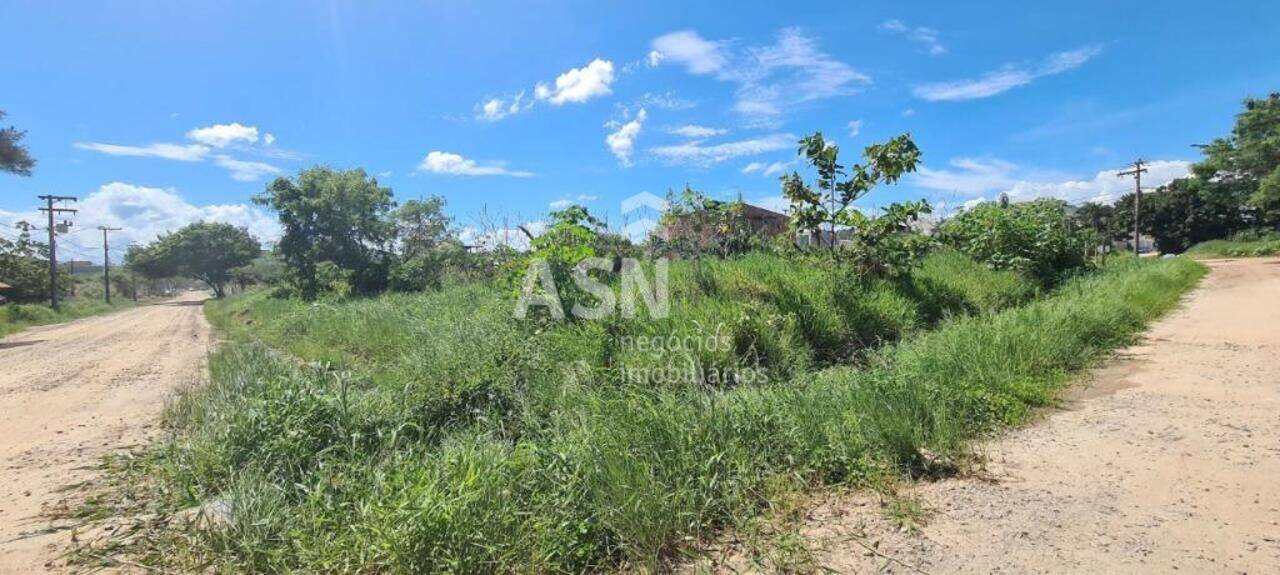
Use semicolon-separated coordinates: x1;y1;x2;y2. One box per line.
657;202;789;245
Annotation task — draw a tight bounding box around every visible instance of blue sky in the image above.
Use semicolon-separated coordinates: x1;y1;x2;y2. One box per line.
3;0;1278;259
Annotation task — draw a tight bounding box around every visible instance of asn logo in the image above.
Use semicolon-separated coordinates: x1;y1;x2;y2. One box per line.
514;257;669;320
620;191;668;243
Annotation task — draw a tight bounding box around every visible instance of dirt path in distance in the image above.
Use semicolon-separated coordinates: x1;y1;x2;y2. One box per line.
0;292;211;573
787;257;1280;573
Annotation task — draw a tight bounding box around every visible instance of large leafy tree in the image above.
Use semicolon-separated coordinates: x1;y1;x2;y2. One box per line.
388;196;465;291
127;222;259;298
0;110;36;176
394;196;455;257
1113;177;1251;253
254;167;396;298
782;132;921;253
1193;93;1280;228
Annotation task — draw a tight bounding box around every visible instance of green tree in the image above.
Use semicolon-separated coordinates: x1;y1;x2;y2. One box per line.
838;200;935;278
0;222;67;302
127;222;259;298
0;111;35;176
1113;178;1250;253
1193;93;1280;228
254;167;396;298
509;205;604;321
1073;202;1117;240
782;132;921;252
388;196;465;291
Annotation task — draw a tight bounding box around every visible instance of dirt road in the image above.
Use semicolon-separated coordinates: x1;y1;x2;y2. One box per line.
0;292;210;572
788;257;1280;573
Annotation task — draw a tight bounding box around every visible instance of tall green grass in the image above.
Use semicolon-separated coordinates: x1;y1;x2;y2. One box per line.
1185;233;1280;258
125;254;1206;572
0;298;134;338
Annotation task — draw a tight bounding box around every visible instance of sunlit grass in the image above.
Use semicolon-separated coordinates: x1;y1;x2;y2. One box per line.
0;298;134;338
111;253;1204;572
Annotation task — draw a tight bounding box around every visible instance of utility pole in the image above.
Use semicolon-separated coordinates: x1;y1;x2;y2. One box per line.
98;226;122;304
1117;160;1148;256
38;195;78;310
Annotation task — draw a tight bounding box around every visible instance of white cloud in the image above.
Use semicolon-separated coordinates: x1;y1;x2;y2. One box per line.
548;194;598;210
847;119;863;137
650;28;868;125
74;141;210;162
914;158;1022;196
417;151;534;177
742;160;794;177
476;91;532;122
0;182;279;262
637;91;696;110
459;220;546;252
913;44;1103;101
651;30;728;75
534;59;615;105
605;108;646;166
913;157;1191;204
213;155;282;182
879;19;945;55
646;50;665;67
186;122;260;148
73;123;296;181
474;59;615;121
651;133;794;167
669;124;726;139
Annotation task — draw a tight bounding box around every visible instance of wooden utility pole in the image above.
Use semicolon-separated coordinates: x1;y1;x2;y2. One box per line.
98;226;122;304
1117;160;1148;256
38;195;78;310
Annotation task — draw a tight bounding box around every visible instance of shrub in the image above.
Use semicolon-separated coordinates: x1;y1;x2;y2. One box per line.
940;198;1090;285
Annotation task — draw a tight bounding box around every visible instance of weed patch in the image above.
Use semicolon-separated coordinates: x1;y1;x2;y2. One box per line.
97;255;1203;572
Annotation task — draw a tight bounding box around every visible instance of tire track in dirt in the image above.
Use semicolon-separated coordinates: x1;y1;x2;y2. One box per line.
0;293;211;572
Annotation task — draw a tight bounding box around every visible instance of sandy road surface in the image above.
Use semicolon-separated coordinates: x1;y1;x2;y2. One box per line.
0;292;210;572
779;257;1280;573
